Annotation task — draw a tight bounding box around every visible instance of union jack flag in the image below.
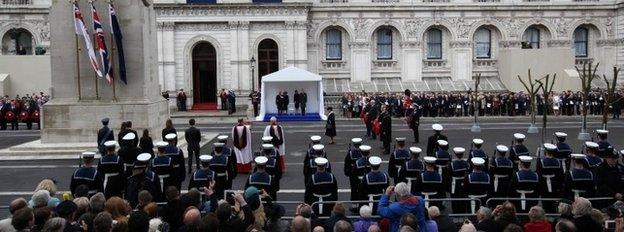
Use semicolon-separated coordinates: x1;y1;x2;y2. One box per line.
90;1;113;84
73;2;102;78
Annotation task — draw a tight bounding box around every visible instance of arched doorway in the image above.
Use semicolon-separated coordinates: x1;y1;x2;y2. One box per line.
192;42;217;106
1;28;33;55
257;39;278;87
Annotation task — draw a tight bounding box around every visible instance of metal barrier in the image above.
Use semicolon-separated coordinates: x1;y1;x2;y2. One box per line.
486;197;614;214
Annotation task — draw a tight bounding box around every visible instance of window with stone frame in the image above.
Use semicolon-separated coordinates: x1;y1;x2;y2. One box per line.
325;29;342;60
525;27;540;49
377;28;393;60
427;28;442;59
1;28;33;55
474;28;491;59
574;27;589;58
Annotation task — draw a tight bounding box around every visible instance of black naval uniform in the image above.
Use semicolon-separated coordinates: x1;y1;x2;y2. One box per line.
468;147;489;171
586;155;603;172
510;143;530;169
596;160;624;209
398;158;423;194
150;155;175;201
209;152;233;199
97;126;114;155
165;145;186;191
537;156;564;212
70;165;103;196
245;170;275;200
304;149;329;185
464;169;491;213
597;140;614;158
417;169;445;209
426;133;448;156
449;158;470;213
97;154;125;198
261;155;283;200
118;142;142;177
508;169;539;212
220;145;238;188
490;156;513;201
353;157;371;201
344;145;362;202
389;146;410;184
556;141;573;172
304;171;338;216
434;148;451;192
564;167;596;199
126;169;161;208
188;168;216;191
408;108;421;143
359;170;389;214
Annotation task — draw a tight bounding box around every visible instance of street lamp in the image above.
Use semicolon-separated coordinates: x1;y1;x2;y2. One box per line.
250;56;256;92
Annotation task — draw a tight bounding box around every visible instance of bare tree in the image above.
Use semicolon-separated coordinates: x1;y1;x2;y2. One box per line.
536;74;556;156
601;66;621;130
518;69;543;134
576;62;599;141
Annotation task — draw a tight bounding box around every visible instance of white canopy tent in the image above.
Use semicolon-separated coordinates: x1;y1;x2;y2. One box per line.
256;66;326;121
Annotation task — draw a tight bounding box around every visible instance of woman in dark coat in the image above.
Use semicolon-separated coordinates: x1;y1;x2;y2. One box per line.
139;129;154;155
325;107;336;144
161;119;177;140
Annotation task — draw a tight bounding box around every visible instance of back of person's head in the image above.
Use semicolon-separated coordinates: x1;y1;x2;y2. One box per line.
33;207;51;228
138;190;153;206
399;225;417;232
500;201;517;219
458;221;477;232
528;206;546;222
104;197;128;219
142;129;150;138
368;224;382;232
93;212;113;232
165;119;173;129
558;202;573;216
428;206;441;218
189;119;195;126
216;203;232;222
200;213;219;232
503;224;523;232
12;207;33;231
332;203;346;217
290;215;309;232
128;211;150;232
143;202;159;219
31;189;51;208
556;219;576;232
312;226;325;232
400;213;418;230
42;217;66;232
333;220;351;232
165;186;180;201
572;197;592;216
73;197;90;218
359;205;372;219
148;218;163;232
183;207;201;225
182;189;201;209
395;182;411;199
90;193;106;213
35;179;58;197
590;208;604;225
9;198;27;215
299;204;313;219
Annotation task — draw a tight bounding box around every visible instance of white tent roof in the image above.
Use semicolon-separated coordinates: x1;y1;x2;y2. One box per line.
261;66;322;82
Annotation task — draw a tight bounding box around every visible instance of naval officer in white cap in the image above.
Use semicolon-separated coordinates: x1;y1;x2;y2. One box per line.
426;124;447;156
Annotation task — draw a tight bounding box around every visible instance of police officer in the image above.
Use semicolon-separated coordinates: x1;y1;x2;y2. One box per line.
304;144;330;185
537;143;564;212
508;156;539;213
97;118;114;155
359;156;389;214
126;153;161;207
258;144;283;200
554;132;573;173
434;140;451;181
418;156;444;209
449;147;470;213
118;133;141;177
584;141;603;172
510;133;529;169
151;141;174;202
399;147;424;194
464;157;491;214
426;124;447;156
245;156;275;200
595;150;624;209
98;141;125;198
596;129;614;158
564;154;596;199
70;152;103;197
304;157;337;217
164;133;185;191
490;145;513;202
188;155;216;191
468;138;488;171
209;143;232;199
344;138;363;210
389;137;410;184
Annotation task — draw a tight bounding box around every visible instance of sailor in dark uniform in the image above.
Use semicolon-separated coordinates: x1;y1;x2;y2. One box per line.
304;136;324;177
399;147;424;194
97;118;114;155
216;135;238;187
164;133;185;191
257;144;283;200
537;143;564;212
389;137;410;184
434;140;451;187
209;143;231;199
510;133;529;169
554;132;573;173
304;157;337;217
70;152;103;197
595;150;624;209
188;155;216;191
118;133;142;177
490;145;513;203
584;141;603;172
150;141;175;201
126;153;161;207
304;144;331;185
596;129;614;158
353;145;372;205
344;138;363;210
564;154;596;199
469;138;488;171
426;124;448;156
464;157;491;214
245;156;275;200
97;141;125;198
508;156;539;213
449;147;470;213
359;156;389;214
418;157;444;209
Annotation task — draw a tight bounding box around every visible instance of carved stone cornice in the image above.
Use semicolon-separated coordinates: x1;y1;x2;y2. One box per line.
238;21;250;30
547;39;571;47
597;39;618;46
294;21;308;30
449;40;472;48
155;4;310;18
400;41;421;48
499;40;522;48
176;23;228;31
348;42;370;49
285;21;296;30
157;22;175;30
228;21;238;30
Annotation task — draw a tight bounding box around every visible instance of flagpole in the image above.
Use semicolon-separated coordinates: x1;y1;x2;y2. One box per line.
75;32;82;101
93;33;99;100
110;35;117;102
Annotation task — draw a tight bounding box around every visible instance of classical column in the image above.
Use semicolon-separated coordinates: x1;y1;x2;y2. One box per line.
295;21;308;69
350;42;371;82
285;21;296;67
238;21;251;91
160;22;176;94
229;21;240;90
450;40;473;80
400;41;422;82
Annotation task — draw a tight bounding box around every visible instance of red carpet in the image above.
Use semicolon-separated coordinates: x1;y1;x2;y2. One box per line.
191;102;217;111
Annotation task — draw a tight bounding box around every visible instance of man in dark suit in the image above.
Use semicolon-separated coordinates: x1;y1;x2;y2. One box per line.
185;118;202;173
300;90;308;115
379;105;392;154
275;91;283;115
283;91;290;115
97;118;114;155
293;90;300;115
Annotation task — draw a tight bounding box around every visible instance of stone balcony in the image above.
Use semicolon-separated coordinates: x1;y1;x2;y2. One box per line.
575;57;594;66
423;59;447;68
372;60;398;69
473;58;497;67
1;0;31;5
321;60;347;69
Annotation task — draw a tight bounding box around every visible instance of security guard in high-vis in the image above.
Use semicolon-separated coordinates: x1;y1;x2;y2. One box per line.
426;124;448;156
151;141;175;201
449;147;470;213
164;133;185;191
564;154;596;199
584;141;603;172
464;157;491;213
359;156;389;214
510;133;530;169
418;156;444;209
216;135;238;186
304;157;337;217
245;156;275;200
508;156;539;212
490;145;513;200
554;132;572;173
188;155;216;191
258;144;283;200
71;152;103;197
434;140;451;183
344;138;363;206
468;138;488;171
304;144;331;185
126;153;161;208
118;133;142;177
537;143;564;212
399;147;424;194
209;143;232;199
388;137;410;184
98;141;125;198
596;129;614;158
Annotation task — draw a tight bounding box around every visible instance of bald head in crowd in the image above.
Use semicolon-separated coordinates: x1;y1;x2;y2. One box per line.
183;207;201;225
291;216;309;232
9;198;27;215
333;220;352;232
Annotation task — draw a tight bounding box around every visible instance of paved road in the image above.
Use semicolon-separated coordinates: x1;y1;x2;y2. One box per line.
0;117;622;218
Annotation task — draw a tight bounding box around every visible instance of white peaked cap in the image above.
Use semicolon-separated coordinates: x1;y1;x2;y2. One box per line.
471;157;485;165
137;153;151;162
313;144;325;151
82;151;96;159
543;143;557;151
104;141;118;148
359;145;372;152
473;139;484;145
155;141;168;148
199;155;213;162
571;153;586;160
262;136;273;142
369;156;382;166
310;136;322;142
165;133;177;140
519;156;533;163
255;156;269;165
453;147;466;154
395;137;406;142
432;124;443;131
596;129;609;134
314;157;329;166
213;143;225;147
424;156;437;164
409;147;422;154
514;133;526;140
585;141;599;148
351;138;363;144
554;132;567;138
437;140;448;146
496;145;509;153
217;135;229;141
122;133;135;141
620;150;624;155
262;144;274;149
